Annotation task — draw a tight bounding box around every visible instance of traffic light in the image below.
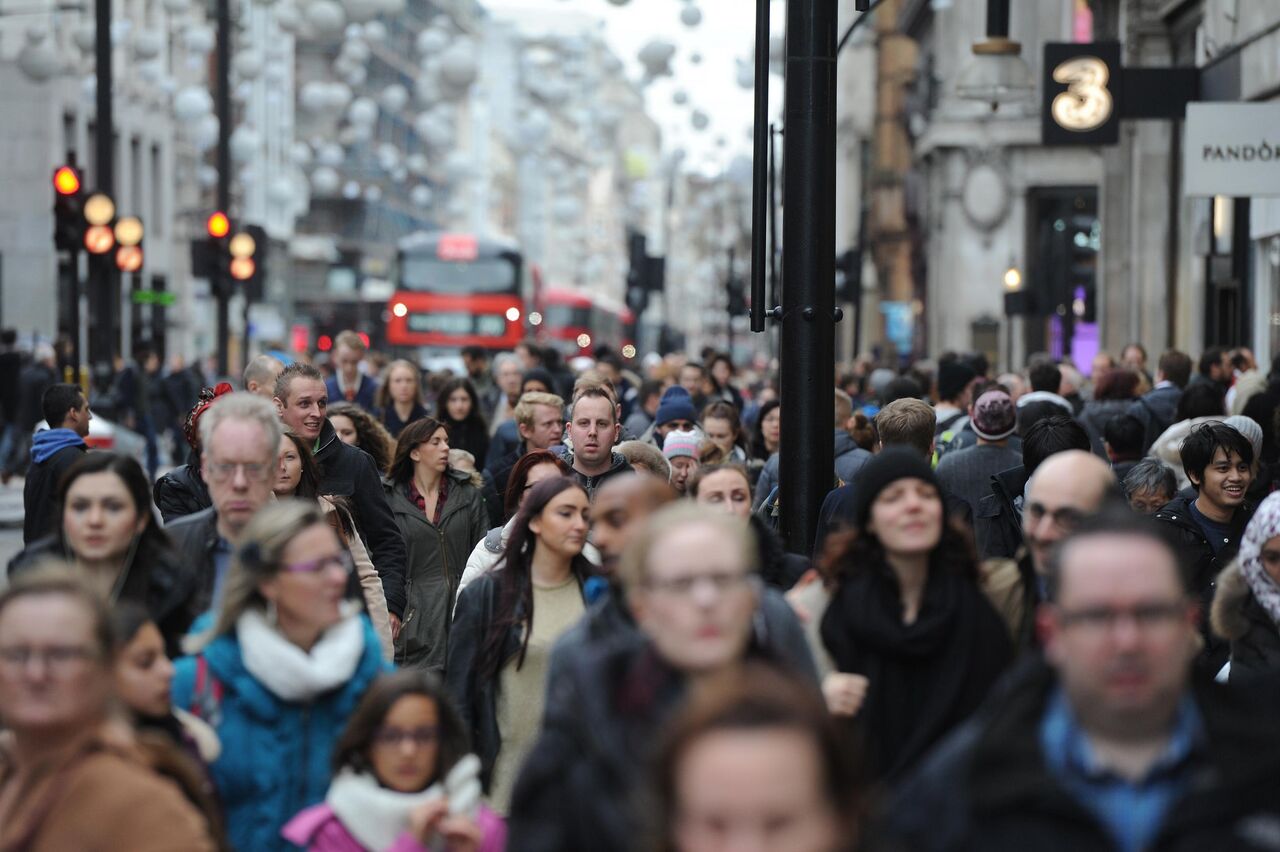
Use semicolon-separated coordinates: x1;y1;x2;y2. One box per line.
836;248;862;303
114;216;144;273
240;224;268;300
229;230;256;282
728;274;746;315
625;230;649;316
52;165;84;252
82;192;116;256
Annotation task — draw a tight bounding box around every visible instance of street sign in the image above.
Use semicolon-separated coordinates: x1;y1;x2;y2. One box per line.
131;290;176;306
1042;42;1121;146
1183;104;1280;197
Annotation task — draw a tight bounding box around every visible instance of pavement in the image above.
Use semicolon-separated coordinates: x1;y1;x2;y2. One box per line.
0;476;21;529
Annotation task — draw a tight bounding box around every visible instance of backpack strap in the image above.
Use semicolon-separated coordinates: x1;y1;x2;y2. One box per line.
191;655;224;727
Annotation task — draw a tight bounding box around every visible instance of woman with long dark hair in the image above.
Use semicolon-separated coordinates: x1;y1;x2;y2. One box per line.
446;476;592;814
385;417;488;673
749;399;781;462
276;430;395;659
437;377;490;468
9;451;200;654
284;670;505;850
819;447;1012;782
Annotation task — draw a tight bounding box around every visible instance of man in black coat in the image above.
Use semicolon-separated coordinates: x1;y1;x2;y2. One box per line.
1154;422;1255;669
879;509;1280;852
22;384;90;543
0;329;22;478
275;363;408;630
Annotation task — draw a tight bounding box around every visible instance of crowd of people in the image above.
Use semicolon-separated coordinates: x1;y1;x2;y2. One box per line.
6;330;1280;850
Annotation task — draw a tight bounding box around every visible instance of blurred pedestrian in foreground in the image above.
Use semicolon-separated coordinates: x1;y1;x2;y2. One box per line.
22;382;90;543
284;669;505;851
0;568;215;850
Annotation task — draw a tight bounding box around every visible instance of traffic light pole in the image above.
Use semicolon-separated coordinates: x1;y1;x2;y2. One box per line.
214;0;232;378
87;0;116;386
778;0;838;555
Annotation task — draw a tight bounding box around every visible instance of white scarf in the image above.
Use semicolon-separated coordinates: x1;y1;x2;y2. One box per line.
1239;492;1280;625
326;756;483;852
237;606;365;702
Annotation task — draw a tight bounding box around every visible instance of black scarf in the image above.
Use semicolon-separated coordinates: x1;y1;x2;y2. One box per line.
820;562;1012;781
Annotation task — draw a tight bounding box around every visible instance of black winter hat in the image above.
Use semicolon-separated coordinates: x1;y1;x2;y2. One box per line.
937;359;978;403
851;447;943;529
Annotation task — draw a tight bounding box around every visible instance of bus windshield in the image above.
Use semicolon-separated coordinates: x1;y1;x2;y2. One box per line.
400;255;517;294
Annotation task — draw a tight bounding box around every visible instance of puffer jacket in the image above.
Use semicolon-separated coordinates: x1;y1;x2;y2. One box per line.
1211;562;1280;683
385;470;488;672
153;463;212;523
171;616;390;852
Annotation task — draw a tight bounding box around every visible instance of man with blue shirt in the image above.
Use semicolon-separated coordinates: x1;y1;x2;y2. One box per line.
882;508;1280;851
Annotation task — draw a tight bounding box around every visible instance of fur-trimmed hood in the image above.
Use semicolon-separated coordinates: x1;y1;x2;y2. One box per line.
1211;562;1254;641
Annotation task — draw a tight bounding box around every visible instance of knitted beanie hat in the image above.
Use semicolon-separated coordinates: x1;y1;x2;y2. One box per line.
851;447;943;529
971;389;1017;441
654;386;698;427
663;428;701;460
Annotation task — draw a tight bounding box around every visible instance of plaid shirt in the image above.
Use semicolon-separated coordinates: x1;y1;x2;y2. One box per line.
408;478;449;526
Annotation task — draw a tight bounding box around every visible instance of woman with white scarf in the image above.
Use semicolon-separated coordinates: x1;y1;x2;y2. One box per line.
172;499;392;851
284;670;505;851
1212;490;1280;683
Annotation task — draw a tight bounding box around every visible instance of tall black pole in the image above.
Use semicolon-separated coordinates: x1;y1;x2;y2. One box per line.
214;0;232;379
726;245;735;354
89;0;116;387
748;0;770;332
779;0;837;555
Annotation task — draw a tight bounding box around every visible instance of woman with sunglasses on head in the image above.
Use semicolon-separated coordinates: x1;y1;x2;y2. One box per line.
284;670;505;851
447;476;592;814
385;418;489;673
9;452;201;656
275;430;395;659
171;499;392;852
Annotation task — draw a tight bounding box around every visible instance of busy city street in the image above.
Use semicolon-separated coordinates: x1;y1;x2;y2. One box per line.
5;0;1280;850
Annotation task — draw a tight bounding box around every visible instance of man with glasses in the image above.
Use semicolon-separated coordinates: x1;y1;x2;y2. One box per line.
0;568;215;848
510;504;814;851
981;450;1116;651
884;508;1280;851
166;392;281;611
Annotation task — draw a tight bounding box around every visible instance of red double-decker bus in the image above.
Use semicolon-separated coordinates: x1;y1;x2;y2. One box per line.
538;287;636;358
386;232;525;351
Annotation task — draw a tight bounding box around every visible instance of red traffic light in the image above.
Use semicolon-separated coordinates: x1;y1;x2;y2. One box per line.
84;224;115;255
116;245;143;272
207;211;230;239
53;166;81;196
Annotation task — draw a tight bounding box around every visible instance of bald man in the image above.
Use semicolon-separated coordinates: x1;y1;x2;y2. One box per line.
983;450;1117;650
243;354;284;399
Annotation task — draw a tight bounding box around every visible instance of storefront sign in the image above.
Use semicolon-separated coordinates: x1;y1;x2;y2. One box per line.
1184;104;1280;197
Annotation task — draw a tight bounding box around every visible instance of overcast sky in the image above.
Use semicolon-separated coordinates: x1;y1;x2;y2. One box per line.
488;0;785;174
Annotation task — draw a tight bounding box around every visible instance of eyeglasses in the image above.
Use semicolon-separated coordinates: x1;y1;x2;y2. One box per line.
205;461;273;483
0;644;98;672
643;571;759;598
1025;502;1085;532
372;726;440;749
281;553;356;575
1056;602;1188;634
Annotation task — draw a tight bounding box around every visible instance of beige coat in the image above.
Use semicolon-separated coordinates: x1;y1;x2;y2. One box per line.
320;495;394;659
0;734;215;852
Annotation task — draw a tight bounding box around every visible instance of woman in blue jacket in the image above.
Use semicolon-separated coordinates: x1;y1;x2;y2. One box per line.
172;499;391;852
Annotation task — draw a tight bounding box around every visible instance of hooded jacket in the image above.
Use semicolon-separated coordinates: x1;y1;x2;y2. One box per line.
152;463;213;524
21;428;86;544
876;661;1280;852
171;617;390;852
384;469;488;672
313;418;408;618
559;449;632;501
1211;563;1280;684
1128;383;1184;454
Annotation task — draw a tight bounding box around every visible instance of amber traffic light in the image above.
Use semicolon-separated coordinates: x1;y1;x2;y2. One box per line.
53;166;81;196
207;211;230;239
